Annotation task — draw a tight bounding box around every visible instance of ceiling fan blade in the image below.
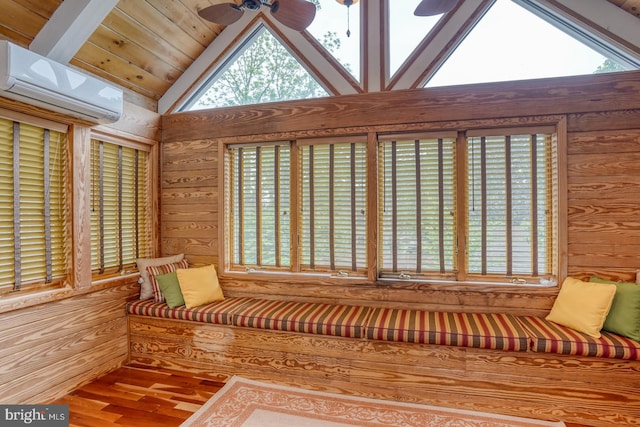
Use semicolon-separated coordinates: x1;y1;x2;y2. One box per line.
270;0;317;31
198;3;244;26
414;0;455;16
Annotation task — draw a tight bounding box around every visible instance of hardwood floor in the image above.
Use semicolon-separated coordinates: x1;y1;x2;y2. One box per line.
52;364;225;426
53;364;590;426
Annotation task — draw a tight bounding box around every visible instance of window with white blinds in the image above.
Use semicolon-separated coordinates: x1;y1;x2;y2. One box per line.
378;134;457;279
229;143;291;269
0;118;68;295
299;141;367;274
466;131;555;281
225;124;559;284
90;139;152;276
227;138;367;275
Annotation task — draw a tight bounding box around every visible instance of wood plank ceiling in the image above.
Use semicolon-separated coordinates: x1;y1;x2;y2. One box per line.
0;0;639;112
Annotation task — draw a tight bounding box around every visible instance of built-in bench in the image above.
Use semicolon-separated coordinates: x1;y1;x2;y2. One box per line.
127;297;640;426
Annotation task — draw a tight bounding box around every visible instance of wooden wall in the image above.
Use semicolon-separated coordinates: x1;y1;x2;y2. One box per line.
566;111;640;280
0;97;160;404
0;281;138;403
161;70;640;315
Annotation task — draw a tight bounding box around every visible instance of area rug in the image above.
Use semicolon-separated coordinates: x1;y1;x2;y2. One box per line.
181;376;565;426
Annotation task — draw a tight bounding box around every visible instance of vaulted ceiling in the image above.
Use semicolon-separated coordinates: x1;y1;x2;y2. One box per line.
1;0;639;114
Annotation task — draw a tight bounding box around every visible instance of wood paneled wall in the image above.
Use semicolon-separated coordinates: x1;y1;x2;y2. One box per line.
161;70;640;314
0;282;138;404
0;97;160;403
566;111;640;280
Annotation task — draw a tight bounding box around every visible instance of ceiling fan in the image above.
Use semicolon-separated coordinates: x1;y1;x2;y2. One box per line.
414;0;456;16
198;0;317;32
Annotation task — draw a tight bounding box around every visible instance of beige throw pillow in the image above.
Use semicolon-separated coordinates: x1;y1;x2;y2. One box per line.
136;254;184;299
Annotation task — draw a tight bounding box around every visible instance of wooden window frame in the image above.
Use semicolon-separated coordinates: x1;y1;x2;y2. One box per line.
90;135;154;279
221;116;567;287
225;137;368;277
464;127;558;284
0;114;70;296
298;138;368;276
378;132;458;280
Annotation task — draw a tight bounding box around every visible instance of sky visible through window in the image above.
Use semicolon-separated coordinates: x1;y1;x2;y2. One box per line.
188;0;628;110
305;0;626;86
425;0;624;87
307;0;361;80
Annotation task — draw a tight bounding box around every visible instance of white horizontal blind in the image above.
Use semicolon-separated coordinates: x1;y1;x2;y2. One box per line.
136;148;152;262
229;144;291;268
0;118;68;294
300;142;367;274
0;120;13;289
467;133;553;278
378;137;457;278
91;139;151;275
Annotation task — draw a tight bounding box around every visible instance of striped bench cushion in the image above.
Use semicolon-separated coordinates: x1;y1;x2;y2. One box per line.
366;308;531;351
231;299;371;338
516;316;640;360
126;297;255;325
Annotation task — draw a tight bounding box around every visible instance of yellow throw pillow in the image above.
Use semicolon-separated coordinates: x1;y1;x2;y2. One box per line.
546;277;616;338
176;264;225;308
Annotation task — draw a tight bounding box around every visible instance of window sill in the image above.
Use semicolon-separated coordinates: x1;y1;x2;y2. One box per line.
220;270;560;293
0;273;140;315
380;277;559;288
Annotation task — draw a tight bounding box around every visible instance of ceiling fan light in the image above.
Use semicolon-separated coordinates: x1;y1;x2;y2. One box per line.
199;0;316;31
335;0;359;37
243;0;262;10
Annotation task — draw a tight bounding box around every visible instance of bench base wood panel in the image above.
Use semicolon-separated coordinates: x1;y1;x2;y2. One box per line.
128;315;640;426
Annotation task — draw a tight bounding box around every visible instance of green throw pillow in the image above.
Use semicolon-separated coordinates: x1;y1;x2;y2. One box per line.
155;271;185;308
590;276;640;341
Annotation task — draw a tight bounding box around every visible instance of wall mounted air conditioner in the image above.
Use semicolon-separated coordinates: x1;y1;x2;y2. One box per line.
0;41;123;124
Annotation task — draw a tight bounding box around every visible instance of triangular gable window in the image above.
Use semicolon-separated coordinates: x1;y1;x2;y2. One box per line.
426;0;630;88
389;4;442;78
307;1;360;81
184;25;328;110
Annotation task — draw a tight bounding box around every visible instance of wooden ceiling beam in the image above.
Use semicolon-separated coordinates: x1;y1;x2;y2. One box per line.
29;0;118;63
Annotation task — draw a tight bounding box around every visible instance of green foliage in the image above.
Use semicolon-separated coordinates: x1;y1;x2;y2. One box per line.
594;59;625;74
194;28;329;108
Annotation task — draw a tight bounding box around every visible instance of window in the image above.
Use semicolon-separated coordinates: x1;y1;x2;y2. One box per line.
426;0;630;88
90;138;152;276
227;138;367;276
225;123;560;285
184;25;328;111
299;140;367;274
465;130;556;282
378;134;457;279
228;143;291;269
0;116;68;295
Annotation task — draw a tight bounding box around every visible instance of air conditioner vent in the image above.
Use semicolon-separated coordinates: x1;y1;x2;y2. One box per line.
0;41;123;124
